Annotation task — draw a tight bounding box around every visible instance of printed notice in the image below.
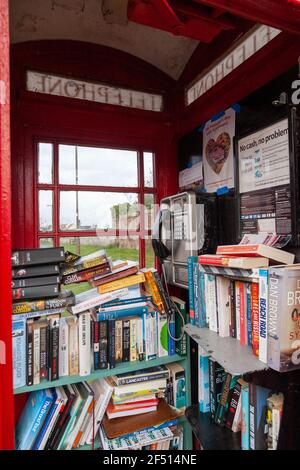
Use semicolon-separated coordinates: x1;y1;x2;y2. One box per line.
238;118;290;194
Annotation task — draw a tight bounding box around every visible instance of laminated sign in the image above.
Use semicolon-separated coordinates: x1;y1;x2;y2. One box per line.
203;108;235;193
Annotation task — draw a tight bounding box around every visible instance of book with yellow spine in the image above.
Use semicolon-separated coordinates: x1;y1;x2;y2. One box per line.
141;269;165;313
97;273;145;294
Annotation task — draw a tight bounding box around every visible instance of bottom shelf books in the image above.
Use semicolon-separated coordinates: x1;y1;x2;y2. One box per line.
15;363;186;450
198;348;284;450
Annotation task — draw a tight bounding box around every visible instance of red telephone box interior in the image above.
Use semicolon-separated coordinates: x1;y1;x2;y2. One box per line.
1;0;300;450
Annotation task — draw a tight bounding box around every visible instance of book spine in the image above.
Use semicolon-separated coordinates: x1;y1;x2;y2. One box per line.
249;383;255;450
215;373;232;425
144;271;164;312
108;319;116;369
173;369;186;409
92;319;99;370
68;318;79;376
272;408;281;450
198;270;207;328
267;268;283;371
209;358;216;418
239;282;246;345
259;269;268;364
122;319;130;362
99;320;108;369
130;318;138;362
193;262;199;327
79;312;91;376
152;271;172;317
231;392;242;433
235;281;241;341
199;352;210;413
98;273;145;294
49;317;60;381
229;280;236;338
12;320;26;389
12;247;65;267
33;326;41;385
173;302;186;356
62;264;111;285
59;318;69;377
115;319;123;363
12;264;60;279
246;283;252;346
187;256;196;324
241;383;250;450
225;382;242;429
116;371;169;386
76;256;107;271
145;312;157;361
136;317;145;361
40;324;48;380
12;275;60;289
13;284;60;301
251;282;260;357
97;306;148;321
168;312;175;356
24;397;53;450
26;320;34;386
157;313;168;357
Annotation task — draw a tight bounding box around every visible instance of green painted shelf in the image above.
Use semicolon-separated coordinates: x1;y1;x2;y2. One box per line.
14;354;186;395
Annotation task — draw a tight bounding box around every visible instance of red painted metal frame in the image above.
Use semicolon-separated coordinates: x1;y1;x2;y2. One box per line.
0;0;14;450
36;139;157;268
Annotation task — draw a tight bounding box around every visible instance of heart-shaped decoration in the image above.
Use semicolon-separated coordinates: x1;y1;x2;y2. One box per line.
205;132;231;174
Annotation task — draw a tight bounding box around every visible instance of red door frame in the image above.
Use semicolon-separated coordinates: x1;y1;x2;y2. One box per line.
0;0;14;450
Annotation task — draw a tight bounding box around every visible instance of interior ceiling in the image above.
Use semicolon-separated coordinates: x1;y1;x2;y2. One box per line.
9;1;300;81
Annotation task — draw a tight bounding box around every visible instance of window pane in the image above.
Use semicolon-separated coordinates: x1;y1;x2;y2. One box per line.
39;238;54;248
144;194;157;230
145;237;155;268
60;236;139;264
144;152;154;187
59;191;139;231
38;143;53;184
39;190;53;232
59;145;138;187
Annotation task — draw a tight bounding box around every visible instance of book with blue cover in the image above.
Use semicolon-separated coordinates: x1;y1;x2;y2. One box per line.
187;256;198;325
198;269;207;328
12;319;26;389
168;312;176;356
32;389;58;450
249;383;272;450
193;261;199;327
97;305;148;321
16;389;54;450
240;379;250;450
199;350;210;413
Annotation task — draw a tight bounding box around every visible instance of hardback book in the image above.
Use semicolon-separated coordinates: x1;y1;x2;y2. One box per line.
216;276;231;337
16;389;54;450
12;319;26;389
187;256;198;325
268;265;300;371
97;273;145;294
12;284;60;301
111;366;170;387
12;264;60;279
12;275;60;289
216;244;294;265
12;247;65;267
251;282;260;356
204;274;218;332
78;312;91;376
249;383;272;450
208;358;226;420
12;292;75;314
170;296;187;356
239;378;250;450
259;269;268;364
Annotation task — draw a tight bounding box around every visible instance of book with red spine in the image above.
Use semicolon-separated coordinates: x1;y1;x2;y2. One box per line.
251;282;260;357
91;266;138;287
239;283;246;346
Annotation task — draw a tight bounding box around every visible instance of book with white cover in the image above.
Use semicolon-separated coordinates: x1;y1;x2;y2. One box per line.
57;384;83;450
259;269;268;364
39;387;66;450
216;277;231;337
33;324;40;385
65;382;94;450
204;274;218;332
85;378;114;445
68;316;79;376
69;287;129;314
78;312;91;376
59;317;69;377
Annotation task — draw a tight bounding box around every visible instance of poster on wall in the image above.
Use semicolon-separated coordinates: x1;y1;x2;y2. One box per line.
179;161;203;191
238;118;292;239
203;107;235;193
238;118;290;193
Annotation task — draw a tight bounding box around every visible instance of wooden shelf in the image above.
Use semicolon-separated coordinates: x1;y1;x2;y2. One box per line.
185;405;241;450
14;354;186;395
184;324;267;376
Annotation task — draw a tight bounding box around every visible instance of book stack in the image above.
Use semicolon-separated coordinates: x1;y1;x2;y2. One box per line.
100;367;185;450
15;377;113;450
198;348;284;450
60;249;112;286
188;242;297;365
